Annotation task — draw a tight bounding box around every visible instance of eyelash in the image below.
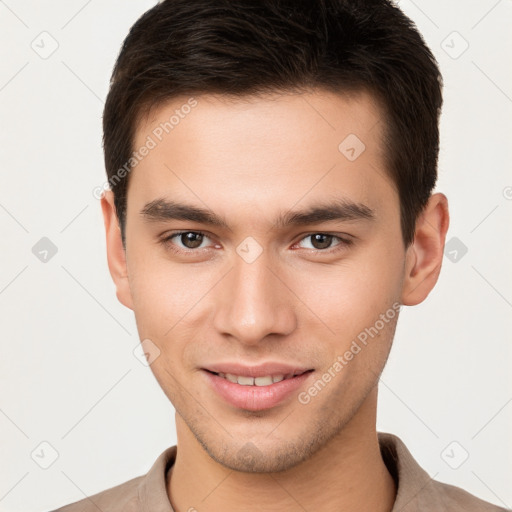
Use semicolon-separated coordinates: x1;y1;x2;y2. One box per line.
159;230;354;256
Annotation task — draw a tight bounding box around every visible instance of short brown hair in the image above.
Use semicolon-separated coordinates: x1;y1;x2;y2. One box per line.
102;0;443;248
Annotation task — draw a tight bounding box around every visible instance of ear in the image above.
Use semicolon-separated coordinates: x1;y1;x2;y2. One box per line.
401;192;450;306
101;190;134;310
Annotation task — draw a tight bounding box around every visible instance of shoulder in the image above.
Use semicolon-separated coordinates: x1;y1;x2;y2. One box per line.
424;478;509;512
49;445;177;511
378;432;509;512
50;475;143;512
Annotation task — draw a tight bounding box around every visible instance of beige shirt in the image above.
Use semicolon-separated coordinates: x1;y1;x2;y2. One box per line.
52;432;508;511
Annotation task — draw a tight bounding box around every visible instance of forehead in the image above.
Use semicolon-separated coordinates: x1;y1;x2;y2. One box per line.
129;89;396;225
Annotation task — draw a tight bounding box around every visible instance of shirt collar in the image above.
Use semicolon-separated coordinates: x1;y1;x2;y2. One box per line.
137;445;176;512
379;432;443;511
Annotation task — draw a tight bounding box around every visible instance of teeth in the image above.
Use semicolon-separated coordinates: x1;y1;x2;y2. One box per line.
218;373;288;386
237;375;255;385
255;376;273;386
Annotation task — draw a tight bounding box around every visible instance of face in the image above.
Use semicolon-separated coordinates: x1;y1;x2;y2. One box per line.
104;89;425;473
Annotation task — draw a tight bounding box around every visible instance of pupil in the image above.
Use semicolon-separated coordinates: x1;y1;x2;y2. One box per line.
312;234;332;249
182;232;203;249
179;233;332;250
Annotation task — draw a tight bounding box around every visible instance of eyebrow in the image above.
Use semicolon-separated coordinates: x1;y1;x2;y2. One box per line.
140;197;376;230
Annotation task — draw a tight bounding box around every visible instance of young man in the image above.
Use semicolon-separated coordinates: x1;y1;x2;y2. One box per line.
54;1;506;511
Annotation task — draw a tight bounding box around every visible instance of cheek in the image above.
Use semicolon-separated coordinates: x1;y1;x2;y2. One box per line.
126;252;206;336
126;228;404;344
353;235;405;306
292;246;404;334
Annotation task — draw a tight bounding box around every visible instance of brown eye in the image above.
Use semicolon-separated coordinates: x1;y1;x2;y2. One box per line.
160;230;212;253
295;233;353;253
309;234;334;250
178;232;204;249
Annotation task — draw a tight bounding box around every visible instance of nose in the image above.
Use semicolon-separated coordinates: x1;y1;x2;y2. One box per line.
212;249;297;346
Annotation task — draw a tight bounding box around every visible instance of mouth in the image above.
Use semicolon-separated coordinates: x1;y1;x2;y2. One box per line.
202;368;315;411
204;369;312;386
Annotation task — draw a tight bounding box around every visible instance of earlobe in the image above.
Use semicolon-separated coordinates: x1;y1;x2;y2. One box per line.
101;190;134;310
400;192;450;306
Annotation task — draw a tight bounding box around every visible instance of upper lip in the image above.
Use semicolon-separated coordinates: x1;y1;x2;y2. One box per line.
202;362;313;378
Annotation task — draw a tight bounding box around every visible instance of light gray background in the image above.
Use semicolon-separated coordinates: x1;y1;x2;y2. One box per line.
0;1;511;511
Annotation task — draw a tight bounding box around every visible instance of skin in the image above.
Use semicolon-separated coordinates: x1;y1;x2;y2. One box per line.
102;89;449;512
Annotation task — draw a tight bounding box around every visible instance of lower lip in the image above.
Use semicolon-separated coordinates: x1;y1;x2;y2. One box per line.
202;370;314;411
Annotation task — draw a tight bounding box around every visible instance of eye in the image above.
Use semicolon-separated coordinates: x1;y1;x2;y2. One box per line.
161;230;213;252
160;230;353;256
295;233;352;252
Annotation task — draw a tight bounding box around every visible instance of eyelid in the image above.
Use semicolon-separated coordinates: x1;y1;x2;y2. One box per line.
159;230;354;255
293;233;353;251
160;230;215;252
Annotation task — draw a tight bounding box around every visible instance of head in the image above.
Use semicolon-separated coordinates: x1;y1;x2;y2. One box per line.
101;0;449;472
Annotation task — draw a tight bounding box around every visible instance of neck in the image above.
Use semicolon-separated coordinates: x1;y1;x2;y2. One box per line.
167;387;396;512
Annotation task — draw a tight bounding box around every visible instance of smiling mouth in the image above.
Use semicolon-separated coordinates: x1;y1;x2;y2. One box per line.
204;369;313;386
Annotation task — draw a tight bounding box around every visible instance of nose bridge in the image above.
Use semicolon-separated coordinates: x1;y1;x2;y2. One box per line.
213;248;296;344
